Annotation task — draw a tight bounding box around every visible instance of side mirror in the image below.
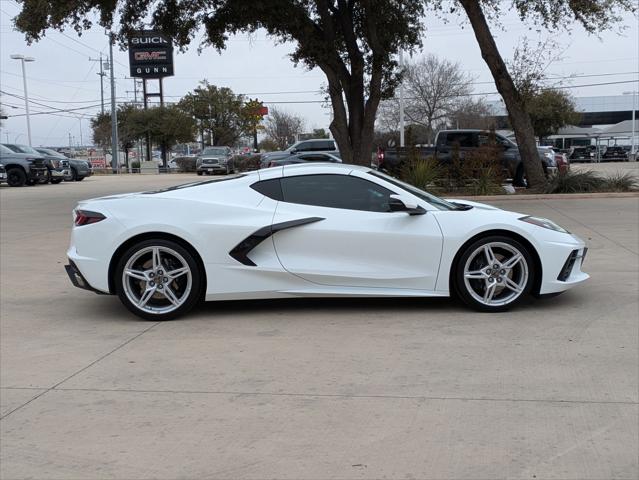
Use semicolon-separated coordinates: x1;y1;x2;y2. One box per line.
389;194;426;215
290;148;298;154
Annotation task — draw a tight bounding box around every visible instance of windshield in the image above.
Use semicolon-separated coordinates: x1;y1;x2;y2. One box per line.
367;170;458;211
11;144;40;155
202;147;229;156
37;148;65;158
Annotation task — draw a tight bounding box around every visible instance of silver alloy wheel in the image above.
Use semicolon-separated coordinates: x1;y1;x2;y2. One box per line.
122;246;193;315
463;241;529;307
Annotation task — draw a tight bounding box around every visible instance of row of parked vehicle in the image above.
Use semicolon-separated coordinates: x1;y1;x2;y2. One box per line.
567;145;632;162
0;144;92;187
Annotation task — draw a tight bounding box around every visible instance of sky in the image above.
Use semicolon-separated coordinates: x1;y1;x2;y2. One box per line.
0;0;637;147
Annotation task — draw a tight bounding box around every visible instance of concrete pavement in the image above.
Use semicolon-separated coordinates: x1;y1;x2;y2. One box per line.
1;175;637;479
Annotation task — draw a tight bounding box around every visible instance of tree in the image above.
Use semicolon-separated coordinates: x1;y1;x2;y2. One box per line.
144;106;196;155
311;128;330;139
527;90;581;142
507;39;581;142
90;105;195;166
448;98;493;130
377;54;477;142
450;0;634;189
404;55;475;142
14;0;425;166
90;112;112;149
243;99;266;151
178;81;248;147
263;108;304;150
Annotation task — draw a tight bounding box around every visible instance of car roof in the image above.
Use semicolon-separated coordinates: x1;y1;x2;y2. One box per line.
257;162;368;180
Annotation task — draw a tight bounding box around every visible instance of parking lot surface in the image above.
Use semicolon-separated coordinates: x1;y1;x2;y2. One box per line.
1;175;638;479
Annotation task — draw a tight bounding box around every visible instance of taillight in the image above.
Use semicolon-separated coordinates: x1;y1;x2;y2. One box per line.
74;210;106;226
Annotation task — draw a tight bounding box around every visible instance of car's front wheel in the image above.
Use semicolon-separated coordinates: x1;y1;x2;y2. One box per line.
454;235;534;312
6;168;26;187
115;239;202;320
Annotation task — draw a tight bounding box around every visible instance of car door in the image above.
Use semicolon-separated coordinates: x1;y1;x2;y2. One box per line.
271;170;443;290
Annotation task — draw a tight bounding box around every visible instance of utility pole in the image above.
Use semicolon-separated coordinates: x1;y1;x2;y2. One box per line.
89;54;106;115
108;32;119;173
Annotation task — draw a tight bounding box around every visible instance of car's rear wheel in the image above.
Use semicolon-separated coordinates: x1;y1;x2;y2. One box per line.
455;236;534;312
115;239;202;321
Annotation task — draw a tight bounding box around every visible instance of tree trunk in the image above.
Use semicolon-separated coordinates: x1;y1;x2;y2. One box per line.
459;0;546;189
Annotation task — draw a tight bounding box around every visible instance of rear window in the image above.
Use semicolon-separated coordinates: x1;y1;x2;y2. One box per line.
251;178;283;200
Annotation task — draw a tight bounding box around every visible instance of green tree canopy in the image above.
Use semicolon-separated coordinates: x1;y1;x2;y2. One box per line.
14;0;425;166
178;81;249;147
526;90;581;141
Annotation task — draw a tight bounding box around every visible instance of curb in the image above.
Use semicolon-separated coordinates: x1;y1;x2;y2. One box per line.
450;192;639;201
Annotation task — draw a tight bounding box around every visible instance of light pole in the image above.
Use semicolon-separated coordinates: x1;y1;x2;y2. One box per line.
623;91;637;158
10;54;35;146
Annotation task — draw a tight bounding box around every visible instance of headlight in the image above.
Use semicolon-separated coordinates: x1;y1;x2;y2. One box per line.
519;216;569;233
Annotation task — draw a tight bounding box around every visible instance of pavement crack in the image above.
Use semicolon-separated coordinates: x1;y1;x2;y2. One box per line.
0;321;161;421
40;387;639;406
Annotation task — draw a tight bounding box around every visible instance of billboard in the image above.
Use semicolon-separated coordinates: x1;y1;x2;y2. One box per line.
128;30;174;78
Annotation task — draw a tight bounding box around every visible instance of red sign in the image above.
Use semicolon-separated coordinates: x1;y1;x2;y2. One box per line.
259;106;269;116
90;157;107;168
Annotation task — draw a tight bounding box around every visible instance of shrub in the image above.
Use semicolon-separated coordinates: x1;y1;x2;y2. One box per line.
543;170;606;194
232;154;262;172
174;156;197;172
602;172;639;192
400;156;441;192
131;160;140;169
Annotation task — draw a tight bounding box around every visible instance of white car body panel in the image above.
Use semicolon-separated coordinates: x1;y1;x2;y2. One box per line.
67;163;588;306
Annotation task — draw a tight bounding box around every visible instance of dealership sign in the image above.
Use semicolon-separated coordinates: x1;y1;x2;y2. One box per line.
128;31;174;78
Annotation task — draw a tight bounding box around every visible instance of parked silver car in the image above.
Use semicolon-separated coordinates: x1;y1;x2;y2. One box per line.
196;146;234;175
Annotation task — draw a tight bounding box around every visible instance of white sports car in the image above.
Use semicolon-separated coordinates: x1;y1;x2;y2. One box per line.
66;164;588;320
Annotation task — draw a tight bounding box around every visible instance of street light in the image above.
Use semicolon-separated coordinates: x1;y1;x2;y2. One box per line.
10;54;35;146
623;90;637;158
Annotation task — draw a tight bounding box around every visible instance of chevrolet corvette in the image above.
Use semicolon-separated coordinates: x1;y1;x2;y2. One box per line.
65;164;588;320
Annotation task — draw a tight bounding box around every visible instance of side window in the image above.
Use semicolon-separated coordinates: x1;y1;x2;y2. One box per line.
298;154;330;162
251;178;283;200
445;132;476;148
295;141;312;152
319;140;336;151
280;174;395;212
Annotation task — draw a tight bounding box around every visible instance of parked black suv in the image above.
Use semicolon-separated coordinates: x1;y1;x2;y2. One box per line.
602;146;629;161
4;144;68;183
0;144;48;186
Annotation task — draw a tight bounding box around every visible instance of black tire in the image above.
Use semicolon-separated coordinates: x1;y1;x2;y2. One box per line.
6;168;26;187
76;176;85;181
454;235;535;312
197;171;203;176
51;178;63;184
114;238;203;321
